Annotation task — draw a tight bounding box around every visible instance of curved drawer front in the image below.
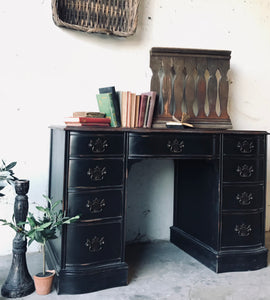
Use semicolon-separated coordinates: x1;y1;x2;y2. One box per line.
129;133;217;157
223;158;264;182
223;135;265;156
68;159;123;188
69;133;124;156
66;222;122;266
221;213;262;248
222;185;264;210
68;190;123;220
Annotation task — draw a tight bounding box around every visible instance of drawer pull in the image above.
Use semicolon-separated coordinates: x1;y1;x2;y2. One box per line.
85;236;105;252
234;224;252;237
236;164;254;178
87;166;107;181
86;197;106;213
167;139;184;153
88;138;108;153
237;140;254;154
236;192;253;206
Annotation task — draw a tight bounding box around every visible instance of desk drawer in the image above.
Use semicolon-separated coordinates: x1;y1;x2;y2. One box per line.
129;133;217;156
69;133;124;156
223;158;264;182
68;159;123;188
221;213;262;248
223;135;265;156
66;222;122;266
68;190;123;220
222;185;263;210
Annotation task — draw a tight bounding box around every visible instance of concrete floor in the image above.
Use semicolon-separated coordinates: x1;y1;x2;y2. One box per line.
0;233;270;300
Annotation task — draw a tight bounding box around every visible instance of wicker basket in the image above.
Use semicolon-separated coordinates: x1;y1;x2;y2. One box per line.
52;0;140;37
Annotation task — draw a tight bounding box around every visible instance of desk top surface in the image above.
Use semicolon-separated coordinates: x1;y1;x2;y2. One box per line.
50;126;268;135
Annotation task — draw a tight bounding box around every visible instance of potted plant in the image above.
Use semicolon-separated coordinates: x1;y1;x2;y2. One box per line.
0;195;80;295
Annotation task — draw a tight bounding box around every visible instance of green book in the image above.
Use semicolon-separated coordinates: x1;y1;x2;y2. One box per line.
96;93;118;127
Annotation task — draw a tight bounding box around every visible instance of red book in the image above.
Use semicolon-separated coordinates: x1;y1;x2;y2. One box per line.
137;94;148;128
64;117;111;124
65;122;110;127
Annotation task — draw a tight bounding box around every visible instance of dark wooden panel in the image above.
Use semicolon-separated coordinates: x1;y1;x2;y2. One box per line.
68;189;123;220
69;133;124;157
223;134;265;156
221;212;262;248
129;133;218;157
222;184;264;210
223;158;264;182
174;159;220;250
66;222;122;266
68;158;123;189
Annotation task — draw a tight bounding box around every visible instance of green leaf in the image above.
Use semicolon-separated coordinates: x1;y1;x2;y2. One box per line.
51;200;61;210
5;162;17;171
63;216;80;224
39;222;52;229
36;206;48;213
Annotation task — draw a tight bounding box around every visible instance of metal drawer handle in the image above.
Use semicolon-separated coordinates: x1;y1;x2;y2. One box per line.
236;164;254;178
167;139;184;153
237;140;254;154
86;197;106;213
88;138;108;153
85;236;105;252
234;224;252;237
87;166;107;181
236;192;253;206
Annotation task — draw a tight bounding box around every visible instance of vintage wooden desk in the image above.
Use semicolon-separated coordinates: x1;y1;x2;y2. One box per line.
47;126;268;294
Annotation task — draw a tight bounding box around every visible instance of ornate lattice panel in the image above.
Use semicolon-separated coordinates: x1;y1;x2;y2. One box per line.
52;0;140;37
150;47;232;128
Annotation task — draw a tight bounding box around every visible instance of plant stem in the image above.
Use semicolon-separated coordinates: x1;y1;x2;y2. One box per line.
42;244;46;276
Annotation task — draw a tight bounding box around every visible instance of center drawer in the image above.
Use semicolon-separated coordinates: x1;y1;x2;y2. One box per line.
65;222;122;266
68;158;123;189
128;133;217;157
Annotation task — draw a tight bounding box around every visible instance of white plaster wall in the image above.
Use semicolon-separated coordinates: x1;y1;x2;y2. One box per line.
1;0;270;254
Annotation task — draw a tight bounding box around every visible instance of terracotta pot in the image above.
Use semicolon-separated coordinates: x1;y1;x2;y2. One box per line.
33;270;55;295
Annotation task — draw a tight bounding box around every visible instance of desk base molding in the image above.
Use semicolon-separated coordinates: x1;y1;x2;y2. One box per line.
170;226;268;273
46;243;128;295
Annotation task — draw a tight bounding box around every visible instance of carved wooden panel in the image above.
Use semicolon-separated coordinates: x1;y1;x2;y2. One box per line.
150;48;232;128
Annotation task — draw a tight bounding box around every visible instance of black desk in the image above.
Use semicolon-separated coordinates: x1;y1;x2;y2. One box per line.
47;127;268;294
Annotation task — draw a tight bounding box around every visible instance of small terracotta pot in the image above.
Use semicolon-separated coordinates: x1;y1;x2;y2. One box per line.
33;270;55;295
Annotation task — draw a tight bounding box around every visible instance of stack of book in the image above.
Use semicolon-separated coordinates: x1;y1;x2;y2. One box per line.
96;86;157;128
119;91;156;128
65;112;111;127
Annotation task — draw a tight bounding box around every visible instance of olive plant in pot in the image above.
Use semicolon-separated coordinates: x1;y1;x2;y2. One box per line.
0;195;80;295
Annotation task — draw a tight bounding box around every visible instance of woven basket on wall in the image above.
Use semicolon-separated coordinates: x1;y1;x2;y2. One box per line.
52;0;140;37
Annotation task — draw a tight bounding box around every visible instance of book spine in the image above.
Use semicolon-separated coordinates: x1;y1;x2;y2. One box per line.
138;94;148;128
65;117;111;123
135;95;141;127
146;92;157;128
143;96;151;128
65;122;110;127
121;91;127;127
96;93;118;127
130;93;136;128
126;91;131;128
99;87;121;127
